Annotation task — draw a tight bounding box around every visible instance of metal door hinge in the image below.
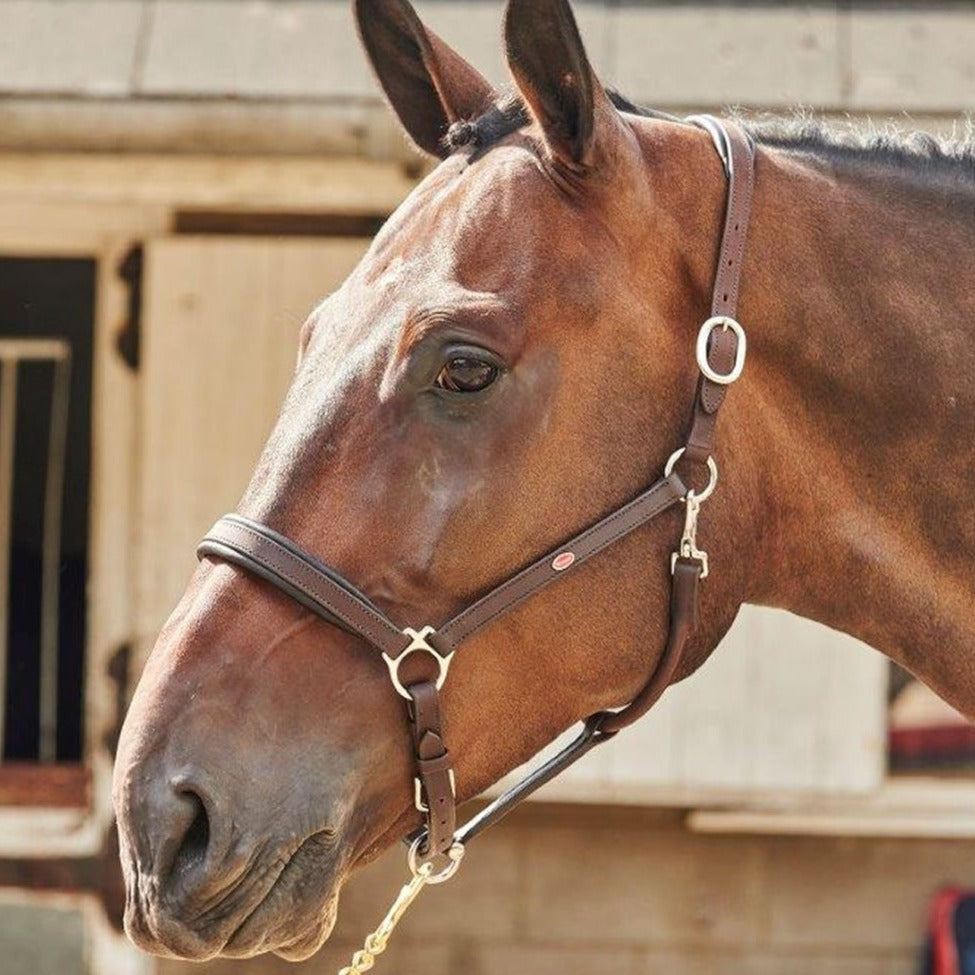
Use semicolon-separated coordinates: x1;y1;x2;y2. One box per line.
103;642;131;759
115;245;143;372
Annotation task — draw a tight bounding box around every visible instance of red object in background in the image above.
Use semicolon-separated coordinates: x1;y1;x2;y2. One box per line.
889;681;975;773
891;725;975;770
924;885;975;975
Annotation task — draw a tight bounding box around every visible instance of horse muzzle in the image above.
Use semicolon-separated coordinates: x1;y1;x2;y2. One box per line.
117;769;344;961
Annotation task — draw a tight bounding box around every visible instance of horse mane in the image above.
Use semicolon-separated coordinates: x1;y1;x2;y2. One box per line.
744;110;975;193
445;91;975;196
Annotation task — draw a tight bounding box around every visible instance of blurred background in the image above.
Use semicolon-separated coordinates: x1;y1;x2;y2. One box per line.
0;1;973;973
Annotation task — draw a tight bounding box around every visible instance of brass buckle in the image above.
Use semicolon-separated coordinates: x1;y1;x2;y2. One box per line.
383;626;455;701
414;770;457;813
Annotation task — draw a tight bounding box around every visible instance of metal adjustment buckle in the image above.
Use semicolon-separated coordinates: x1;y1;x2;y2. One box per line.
383;626;455;701
696;316;747;385
414;770;457;813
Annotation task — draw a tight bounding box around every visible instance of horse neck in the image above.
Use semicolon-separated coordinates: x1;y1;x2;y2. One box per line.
736;144;975;712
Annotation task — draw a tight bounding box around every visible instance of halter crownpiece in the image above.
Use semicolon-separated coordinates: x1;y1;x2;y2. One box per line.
196;115;754;974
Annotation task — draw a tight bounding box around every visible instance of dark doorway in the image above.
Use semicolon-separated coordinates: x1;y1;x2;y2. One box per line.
0;258;94;763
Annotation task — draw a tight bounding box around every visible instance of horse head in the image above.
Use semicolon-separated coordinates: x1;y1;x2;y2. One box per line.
113;0;758;959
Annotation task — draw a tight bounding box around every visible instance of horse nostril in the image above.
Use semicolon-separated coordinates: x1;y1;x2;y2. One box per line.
170;787;211;880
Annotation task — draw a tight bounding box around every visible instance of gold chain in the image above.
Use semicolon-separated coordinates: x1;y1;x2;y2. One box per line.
338;841;465;975
337;864;433;975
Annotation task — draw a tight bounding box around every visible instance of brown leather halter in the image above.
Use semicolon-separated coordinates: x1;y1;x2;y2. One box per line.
198;115;753;901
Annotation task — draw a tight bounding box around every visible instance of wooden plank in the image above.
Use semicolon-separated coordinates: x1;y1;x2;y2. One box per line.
0;153;420;215
136;236;371;648
818;624;888;791
0;200;171;256
671;620;753;791
656;607;886;796
0;339;71;360
83;232;168;841
688;777;975;839
749;609;819;790
0;765;90;809
38;355;71;762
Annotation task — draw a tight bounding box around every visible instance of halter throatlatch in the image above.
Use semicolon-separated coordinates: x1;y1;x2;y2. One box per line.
196;115;754;974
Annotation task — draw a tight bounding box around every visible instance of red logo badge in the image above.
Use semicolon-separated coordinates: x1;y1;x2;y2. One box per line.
552;552;575;572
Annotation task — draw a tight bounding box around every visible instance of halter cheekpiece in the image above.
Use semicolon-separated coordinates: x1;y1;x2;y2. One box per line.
196;115;755;974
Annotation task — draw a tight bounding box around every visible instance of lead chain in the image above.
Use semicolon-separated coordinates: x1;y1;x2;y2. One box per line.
337;864;433;975
338;841;465;975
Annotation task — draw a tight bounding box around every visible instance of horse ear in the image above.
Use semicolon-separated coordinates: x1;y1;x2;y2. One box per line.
503;0;616;170
354;0;495;158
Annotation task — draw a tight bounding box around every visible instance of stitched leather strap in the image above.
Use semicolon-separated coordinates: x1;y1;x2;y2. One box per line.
201;514;406;655
407;681;455;856
684;119;755;467
437;472;687;650
200;471;687;662
441;556;702;846
598;555;700;734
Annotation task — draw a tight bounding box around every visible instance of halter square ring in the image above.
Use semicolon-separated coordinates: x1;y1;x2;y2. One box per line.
383;626;455;700
696;316;747;385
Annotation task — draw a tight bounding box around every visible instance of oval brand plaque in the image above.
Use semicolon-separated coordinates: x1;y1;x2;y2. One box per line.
552;552;576;572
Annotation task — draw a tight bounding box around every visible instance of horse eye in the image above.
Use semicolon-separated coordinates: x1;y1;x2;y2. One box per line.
435;356;500;394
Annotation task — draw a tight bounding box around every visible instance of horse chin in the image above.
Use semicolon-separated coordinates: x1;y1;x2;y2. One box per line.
125;891;340;964
223;894;340;962
122;828;346;962
271;910;338;962
219;890;340;961
207;836;345;960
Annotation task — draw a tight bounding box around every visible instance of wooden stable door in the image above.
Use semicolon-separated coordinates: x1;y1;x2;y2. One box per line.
136;236;370;652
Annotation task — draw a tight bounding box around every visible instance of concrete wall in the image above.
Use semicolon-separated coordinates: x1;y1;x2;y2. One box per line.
151;803;975;975
0;1;972;155
0;901;85;975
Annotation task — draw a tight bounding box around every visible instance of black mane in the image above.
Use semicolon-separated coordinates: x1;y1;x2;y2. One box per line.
745;113;975;192
443;89;664;153
444;91;975;194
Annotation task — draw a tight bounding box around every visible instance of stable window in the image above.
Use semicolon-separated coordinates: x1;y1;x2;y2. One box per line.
0;258;93;769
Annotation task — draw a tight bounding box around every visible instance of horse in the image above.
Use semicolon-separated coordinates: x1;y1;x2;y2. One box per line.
112;0;975;963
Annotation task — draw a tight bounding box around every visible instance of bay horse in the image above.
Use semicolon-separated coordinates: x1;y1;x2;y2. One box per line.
113;0;975;963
